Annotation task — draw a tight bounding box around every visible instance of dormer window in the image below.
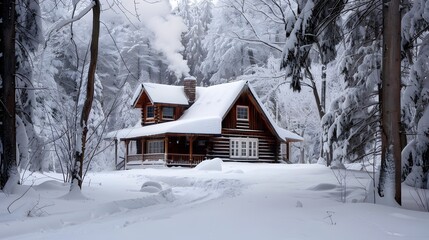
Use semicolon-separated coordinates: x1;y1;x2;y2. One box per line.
162;107;174;119
146;105;154;119
237;106;249;121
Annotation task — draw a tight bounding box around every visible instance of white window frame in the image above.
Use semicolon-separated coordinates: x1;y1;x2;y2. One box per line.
230;138;258;159
147;140;164;154
236;105;249;121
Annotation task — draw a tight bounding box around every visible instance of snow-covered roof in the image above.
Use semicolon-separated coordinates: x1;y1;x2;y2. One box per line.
132;83;189;106
107;117;222;139
108;80;303;142
182;80;246;119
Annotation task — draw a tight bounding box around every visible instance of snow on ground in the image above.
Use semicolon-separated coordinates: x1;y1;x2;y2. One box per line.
1;162;429;240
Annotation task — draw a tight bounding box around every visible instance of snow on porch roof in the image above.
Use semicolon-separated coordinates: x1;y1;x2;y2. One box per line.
108;80;303;142
132;83;190;106
106;117;222;139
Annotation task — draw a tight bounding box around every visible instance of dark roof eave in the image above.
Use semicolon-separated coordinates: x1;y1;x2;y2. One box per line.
119;132;221;141
152;102;190;106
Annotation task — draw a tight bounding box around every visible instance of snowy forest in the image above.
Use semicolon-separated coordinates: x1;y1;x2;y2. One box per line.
0;0;429;211
1;0;429;238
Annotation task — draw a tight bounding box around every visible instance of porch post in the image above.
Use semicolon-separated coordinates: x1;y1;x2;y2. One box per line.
189;136;194;163
286;142;290;162
125;139;129;170
164;136;168;161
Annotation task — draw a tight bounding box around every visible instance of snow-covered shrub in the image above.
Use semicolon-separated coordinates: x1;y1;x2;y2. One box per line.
195;158;223;171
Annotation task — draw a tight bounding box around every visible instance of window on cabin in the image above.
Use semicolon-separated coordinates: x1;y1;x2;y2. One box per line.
230;138;258;159
146;106;154;119
241;141;247;156
162;107;174;119
237;106;249;121
231;140;239;157
249;141;257;158
147;140;164;154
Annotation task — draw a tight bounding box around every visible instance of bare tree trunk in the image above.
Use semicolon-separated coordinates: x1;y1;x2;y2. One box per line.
305;67;330;165
314;42;330;166
0;0;17;190
321;65;326;114
379;0;401;205
72;0;100;189
248;49;256;66
305;68;325;120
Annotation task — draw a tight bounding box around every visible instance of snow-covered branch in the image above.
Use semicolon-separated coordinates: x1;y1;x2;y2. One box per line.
44;1;96;48
231;32;283;52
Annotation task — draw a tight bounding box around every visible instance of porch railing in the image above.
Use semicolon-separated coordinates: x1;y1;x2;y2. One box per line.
143;153;165;161
127;153;165;162
125;153;206;167
166;154;205;166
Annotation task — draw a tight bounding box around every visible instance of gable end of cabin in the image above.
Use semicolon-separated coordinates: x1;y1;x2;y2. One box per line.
207;87;286;162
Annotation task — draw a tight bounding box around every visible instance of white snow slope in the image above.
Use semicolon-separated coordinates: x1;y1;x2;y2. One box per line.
1;162;429;240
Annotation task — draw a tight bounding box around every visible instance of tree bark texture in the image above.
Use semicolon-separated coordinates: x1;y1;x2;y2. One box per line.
0;0;17;189
305;68;325;120
72;0;100;189
379;0;402;205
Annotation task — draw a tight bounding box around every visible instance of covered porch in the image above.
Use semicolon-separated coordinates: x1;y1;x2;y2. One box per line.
116;134;211;169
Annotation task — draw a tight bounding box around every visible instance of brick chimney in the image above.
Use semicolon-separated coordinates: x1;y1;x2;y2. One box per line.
184;76;196;104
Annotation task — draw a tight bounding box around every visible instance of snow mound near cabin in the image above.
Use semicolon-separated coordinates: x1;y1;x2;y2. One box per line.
34;180;67;191
59;183;90;200
140;181;163;193
195;158;223;171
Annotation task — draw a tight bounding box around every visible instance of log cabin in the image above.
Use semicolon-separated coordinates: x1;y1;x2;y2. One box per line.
107;77;303;169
